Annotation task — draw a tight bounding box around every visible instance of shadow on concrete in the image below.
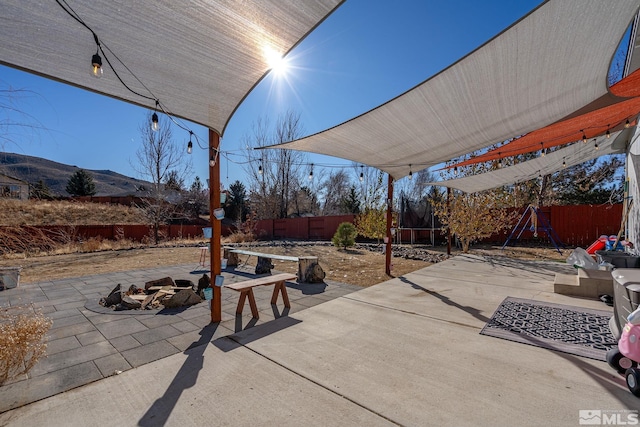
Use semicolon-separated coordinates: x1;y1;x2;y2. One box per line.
398;276;490;324
138;322;219;427
285;281;327;295
215;316;302;352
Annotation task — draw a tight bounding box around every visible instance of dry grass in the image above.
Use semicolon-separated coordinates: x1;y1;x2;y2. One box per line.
0;305;52;385
0;199;146;226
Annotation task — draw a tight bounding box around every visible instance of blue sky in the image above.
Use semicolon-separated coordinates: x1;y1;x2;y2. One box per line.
1;0;542;189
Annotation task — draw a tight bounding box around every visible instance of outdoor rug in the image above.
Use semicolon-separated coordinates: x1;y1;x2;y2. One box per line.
480;297;617;361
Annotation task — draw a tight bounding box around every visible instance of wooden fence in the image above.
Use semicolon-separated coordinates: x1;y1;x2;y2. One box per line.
254;204;624;247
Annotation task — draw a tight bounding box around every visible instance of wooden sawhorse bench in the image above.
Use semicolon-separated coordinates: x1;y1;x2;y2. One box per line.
223;273;297;319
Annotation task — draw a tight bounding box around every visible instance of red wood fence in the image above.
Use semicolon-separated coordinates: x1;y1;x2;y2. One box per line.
254;204;624;248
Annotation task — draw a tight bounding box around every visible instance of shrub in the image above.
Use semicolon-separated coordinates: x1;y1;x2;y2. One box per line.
0;305;52;385
332;222;357;250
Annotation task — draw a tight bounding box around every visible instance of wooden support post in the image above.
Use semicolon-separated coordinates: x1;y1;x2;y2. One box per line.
385;174;394;276
447;187;451;256
209;129;222;323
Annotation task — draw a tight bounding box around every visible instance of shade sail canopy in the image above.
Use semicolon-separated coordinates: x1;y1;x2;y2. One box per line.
449;69;640;168
424;129;631;193
266;1;639;180
0;0;343;135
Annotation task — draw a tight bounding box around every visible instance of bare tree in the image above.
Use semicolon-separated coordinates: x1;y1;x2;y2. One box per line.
244;110;309;219
132;112;192;243
320;169;352;215
354;164;386;210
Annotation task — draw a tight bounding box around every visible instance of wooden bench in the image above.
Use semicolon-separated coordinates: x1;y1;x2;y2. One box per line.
224;273;297;318
223;247;325;282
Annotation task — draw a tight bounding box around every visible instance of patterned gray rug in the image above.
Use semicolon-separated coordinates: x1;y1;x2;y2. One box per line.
480;297;617;361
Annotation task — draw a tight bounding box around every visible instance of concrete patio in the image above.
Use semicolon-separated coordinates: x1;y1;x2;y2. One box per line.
0;254;638;426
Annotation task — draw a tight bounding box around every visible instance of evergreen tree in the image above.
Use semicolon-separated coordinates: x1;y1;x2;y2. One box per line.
65;169;96;196
226;180;249;223
340;186;361;214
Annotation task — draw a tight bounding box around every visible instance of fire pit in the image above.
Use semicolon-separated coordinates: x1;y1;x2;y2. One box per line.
99;276;204;311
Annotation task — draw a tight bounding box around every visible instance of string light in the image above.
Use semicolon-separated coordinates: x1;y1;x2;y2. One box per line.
594;139;599;150
151;100;159;132
498;158;502;168
308;163;314;181
258;163;263;174
606;127;610;138
359;165;364;182
187;131;193;154
454;166;458;175
408;164;413;180
626;119;631;128
562;158;566;168
91;51;102;78
581;130;587;144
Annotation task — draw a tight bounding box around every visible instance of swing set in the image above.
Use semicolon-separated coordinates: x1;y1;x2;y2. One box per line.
502;205;564;254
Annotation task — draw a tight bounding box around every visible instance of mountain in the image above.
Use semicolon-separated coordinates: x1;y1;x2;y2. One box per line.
0;152;152;197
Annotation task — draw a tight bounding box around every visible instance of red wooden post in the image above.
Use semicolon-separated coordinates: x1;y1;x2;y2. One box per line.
447;187;451;256
209;129;222;323
385;174;393;276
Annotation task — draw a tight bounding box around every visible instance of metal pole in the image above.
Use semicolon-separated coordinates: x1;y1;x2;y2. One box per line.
385;174;394;276
209;129;222;323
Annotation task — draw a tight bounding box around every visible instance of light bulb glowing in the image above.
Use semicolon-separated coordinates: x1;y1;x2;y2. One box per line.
626;119;631;128
91;53;103;78
582;132;587;143
606;129;611;138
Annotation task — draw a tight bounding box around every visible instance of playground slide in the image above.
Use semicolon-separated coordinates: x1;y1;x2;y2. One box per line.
586;235;607;254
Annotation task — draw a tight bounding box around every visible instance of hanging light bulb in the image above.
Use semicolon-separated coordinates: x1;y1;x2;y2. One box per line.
151;100;159;131
91;51;103;78
582;131;587;144
209;149;217;167
187;131;193;154
258;164;263;175
498;158;503;168
594;140;599;150
359;165;364;182
151;112;159;131
538;172;542;180
562;159;566;168
408;165;413;180
606;128;611;139
308;164;314;181
626;119;631;128
454;166;458;175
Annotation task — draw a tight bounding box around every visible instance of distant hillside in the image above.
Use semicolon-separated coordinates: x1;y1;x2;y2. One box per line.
0;152;151;197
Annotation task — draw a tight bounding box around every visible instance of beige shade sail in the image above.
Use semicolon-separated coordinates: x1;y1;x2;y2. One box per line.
264;1;639;180
0;0;343;135
423;128;631;194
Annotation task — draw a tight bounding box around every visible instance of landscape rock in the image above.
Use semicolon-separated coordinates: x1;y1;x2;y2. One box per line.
162;289;202;308
120;295;142;310
100;284;122;307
